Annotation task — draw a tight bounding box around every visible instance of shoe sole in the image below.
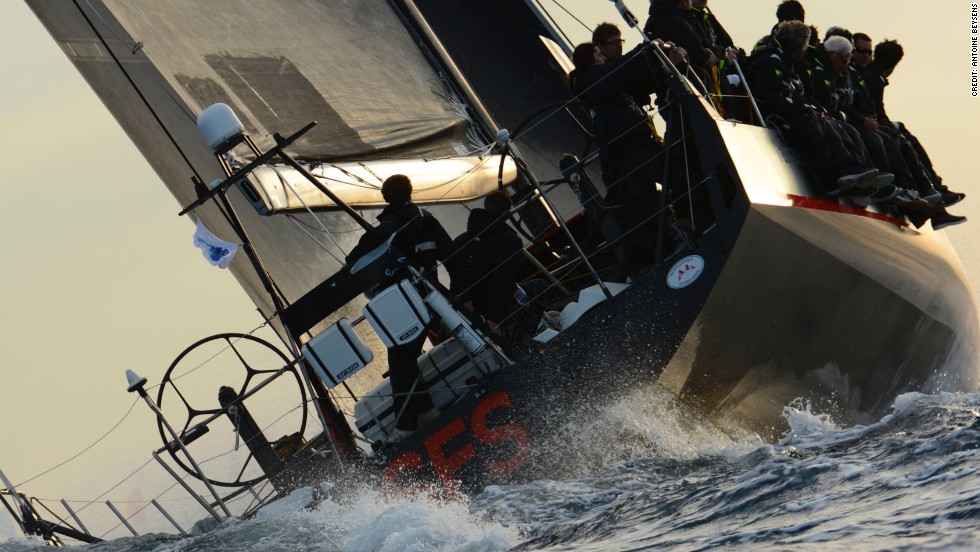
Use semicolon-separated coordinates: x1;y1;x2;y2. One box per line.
894;199;930;213
872;174;895;188
832;187;877;198
835;169;879;190
943;195;965;207
854;186;900;206
933;218;967;230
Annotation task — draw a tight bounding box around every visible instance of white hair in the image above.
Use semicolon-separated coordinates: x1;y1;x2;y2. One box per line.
824;36;853;55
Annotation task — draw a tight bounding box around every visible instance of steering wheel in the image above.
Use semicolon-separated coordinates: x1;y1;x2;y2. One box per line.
155;333;307;488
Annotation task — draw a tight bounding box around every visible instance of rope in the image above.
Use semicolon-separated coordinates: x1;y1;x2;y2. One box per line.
71;0;202;183
492;170;716;330
546;0;594;34
74;457;156;515
439;126;689;306
12;319;273;493
13;398;141;488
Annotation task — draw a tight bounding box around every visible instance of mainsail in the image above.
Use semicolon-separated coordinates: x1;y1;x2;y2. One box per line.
26;0;586;335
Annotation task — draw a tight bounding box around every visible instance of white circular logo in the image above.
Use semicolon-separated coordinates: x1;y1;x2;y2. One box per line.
667;255;705;289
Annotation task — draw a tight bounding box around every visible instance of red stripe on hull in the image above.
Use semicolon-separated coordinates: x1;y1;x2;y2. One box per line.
787;194;909;228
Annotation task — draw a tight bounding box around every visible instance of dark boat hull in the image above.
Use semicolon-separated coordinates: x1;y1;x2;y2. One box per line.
368;111;979;492
375;230;729;492
664;202;979;439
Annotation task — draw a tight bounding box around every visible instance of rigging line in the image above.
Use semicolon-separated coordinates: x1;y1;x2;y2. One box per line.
438;127;686;294
167;320;274;383
585;173;715;260
240;480;272;516
286;144;493;204
310;147;497;194
570;95;678;171
57;495;197;504
323;161;379;189
451;131;689;310
421;154;496;198
74;457;155;515
81;0;198;124
273;167;346;262
492;173;714;330
193;402;306;470
30;497;81;535
601;131;688;200
97;480;181;540
198;400;306;464
358;161;384;184
284;215;364;236
679;101;696;228
432;166;578;277
61;468;231;541
512;42;658;142
547;0;594;34
285;216;345;264
292;152;493;191
414;143;496;160
98;476;267;539
437;191;575;301
14;397;141;489
70;0;203;183
297;170;379;191
81;0;139;52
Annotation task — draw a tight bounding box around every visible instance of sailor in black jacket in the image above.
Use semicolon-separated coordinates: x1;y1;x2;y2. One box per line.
574;41;680;276
446;191;523;331
746;21;879;195
645;0;718;95
346;174;452;436
859;37;967;227
809;40;880;169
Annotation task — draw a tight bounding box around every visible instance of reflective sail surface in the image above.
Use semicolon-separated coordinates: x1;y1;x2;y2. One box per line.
26;0;582;333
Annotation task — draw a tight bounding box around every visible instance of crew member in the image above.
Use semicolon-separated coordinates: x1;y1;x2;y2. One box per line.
345;174;452;439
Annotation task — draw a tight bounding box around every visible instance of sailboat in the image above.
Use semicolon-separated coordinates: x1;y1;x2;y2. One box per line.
7;0;977;543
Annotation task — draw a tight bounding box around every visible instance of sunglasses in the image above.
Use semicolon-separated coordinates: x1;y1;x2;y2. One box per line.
854;47;872;55
604;38;626;46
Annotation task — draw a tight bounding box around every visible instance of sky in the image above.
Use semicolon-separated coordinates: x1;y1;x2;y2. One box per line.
1;0;979;541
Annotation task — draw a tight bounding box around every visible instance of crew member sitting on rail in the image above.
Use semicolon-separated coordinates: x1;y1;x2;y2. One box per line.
746;21;884;198
862;37;967;229
808;35;915;208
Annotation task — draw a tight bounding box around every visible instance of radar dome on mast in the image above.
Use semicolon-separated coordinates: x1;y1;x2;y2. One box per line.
197;103;245;153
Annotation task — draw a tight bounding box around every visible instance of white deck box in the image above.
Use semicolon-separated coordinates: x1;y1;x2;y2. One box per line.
363;280;431;348
302;318;373;388
353;380;396;443
418;338;502;410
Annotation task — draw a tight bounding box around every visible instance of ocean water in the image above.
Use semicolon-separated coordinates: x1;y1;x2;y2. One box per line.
3;391;979;551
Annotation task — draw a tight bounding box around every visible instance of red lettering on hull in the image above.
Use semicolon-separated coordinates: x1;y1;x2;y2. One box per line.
425;418;475;488
381;390;532;490
382;451;422;494
472;392;531;478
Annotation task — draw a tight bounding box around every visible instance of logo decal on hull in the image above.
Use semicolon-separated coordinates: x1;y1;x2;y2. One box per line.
667;255;705;289
382;391;530;491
